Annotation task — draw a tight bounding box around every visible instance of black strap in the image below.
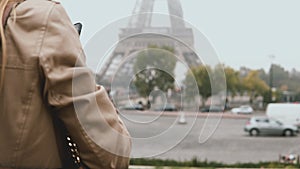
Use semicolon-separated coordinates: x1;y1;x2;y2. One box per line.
52;117;82;169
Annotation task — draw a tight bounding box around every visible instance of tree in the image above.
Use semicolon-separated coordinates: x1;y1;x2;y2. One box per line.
223;66;240;96
185;65;212;106
286;68;300;93
271;64;289;88
211;64;226;95
241;70;269;104
133;46;176;98
258;69;269;85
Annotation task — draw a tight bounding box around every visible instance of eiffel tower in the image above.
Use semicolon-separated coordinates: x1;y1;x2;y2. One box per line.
97;0;201;84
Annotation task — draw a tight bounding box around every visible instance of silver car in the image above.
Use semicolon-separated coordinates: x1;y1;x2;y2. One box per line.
244;116;299;136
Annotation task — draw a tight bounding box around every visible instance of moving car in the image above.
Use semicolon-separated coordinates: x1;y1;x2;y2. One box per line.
200;105;224;113
244;116;299;136
231;105;253;114
119;104;144;111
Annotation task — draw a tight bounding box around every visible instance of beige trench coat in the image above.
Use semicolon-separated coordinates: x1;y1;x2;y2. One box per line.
0;0;131;168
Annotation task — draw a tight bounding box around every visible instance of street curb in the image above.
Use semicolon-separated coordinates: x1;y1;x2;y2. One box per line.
129;166;155;169
121;110;256;119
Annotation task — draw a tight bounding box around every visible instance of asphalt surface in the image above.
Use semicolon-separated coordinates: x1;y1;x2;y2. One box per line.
120;111;300;164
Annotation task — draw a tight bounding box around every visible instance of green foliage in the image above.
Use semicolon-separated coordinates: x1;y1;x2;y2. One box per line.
259;65;300;93
223;66;240;95
133;53;300;104
133;46;176;97
211;64;226;95
242;70;269;98
184;65;237;105
271;64;289;88
184;65;272;104
287;69;300;93
258;68;269;83
130;158;299;168
257;65;300;103
185;65;212;100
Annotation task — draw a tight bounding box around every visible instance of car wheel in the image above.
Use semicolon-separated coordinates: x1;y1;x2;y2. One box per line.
249;129;259;136
283;129;293;137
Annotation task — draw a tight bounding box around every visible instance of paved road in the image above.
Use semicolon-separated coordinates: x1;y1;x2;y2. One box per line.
120;111;300;164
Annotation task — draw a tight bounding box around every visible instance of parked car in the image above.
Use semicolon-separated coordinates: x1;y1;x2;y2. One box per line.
155;104;178;112
266;103;300;128
244;116;299;136
119;104;144;111
231;105;253;114
200;105;224;113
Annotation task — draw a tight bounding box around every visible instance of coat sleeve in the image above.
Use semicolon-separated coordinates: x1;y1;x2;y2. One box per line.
38;4;131;169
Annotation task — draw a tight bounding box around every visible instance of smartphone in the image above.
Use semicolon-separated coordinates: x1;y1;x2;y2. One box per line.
74;23;83;35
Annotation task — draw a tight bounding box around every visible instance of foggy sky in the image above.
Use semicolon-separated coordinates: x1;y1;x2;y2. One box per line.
61;0;300;72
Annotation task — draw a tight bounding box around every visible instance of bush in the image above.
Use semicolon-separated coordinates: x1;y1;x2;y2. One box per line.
130;158;299;168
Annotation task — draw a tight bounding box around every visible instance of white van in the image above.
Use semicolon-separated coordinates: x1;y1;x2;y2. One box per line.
266;103;300;128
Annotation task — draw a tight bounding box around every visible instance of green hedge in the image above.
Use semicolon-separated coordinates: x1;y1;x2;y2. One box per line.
130;158;299;168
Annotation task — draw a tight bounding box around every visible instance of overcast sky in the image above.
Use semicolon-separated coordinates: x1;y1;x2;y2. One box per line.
60;0;300;72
